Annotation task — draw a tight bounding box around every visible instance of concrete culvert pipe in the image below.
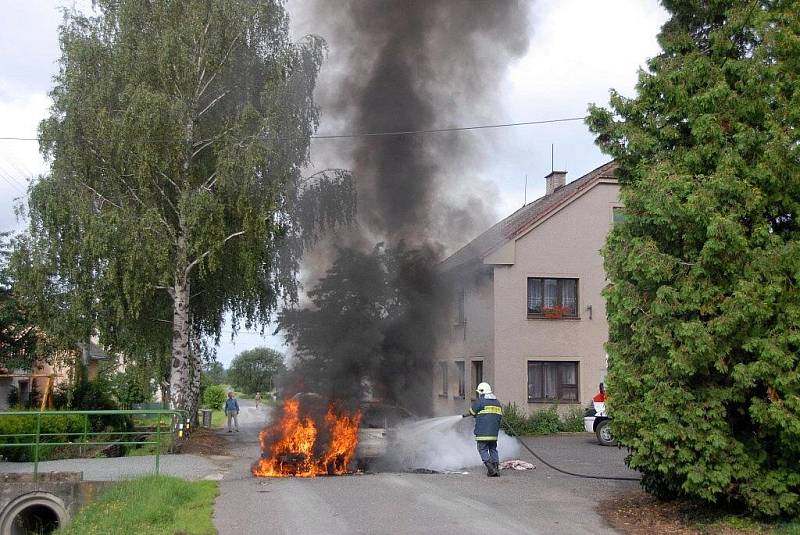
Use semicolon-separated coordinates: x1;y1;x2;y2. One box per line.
0;492;69;535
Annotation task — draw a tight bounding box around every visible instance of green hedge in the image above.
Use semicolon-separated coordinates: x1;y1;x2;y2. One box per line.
502;403;585;436
0;413;85;462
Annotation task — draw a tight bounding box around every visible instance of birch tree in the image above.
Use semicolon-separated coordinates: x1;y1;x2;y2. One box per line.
17;0;353;414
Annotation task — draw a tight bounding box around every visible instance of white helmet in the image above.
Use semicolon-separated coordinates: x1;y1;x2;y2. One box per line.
476;382;492;395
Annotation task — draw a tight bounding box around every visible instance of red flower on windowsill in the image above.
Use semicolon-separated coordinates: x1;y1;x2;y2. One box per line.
542;305;565;318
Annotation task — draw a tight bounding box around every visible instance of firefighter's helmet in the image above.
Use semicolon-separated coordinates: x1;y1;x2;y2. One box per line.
476;382;492;395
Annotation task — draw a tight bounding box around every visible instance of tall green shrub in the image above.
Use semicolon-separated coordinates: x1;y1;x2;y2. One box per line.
202;384;227;411
588;0;800;516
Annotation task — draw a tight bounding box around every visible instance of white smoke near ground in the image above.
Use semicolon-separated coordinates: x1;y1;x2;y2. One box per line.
381;415;521;472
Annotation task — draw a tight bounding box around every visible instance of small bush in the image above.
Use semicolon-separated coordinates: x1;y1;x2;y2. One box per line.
64;379;134;434
501;403;584;436
501;402;531;435
528;407;561;434
6;385;19;407
110;369;152;407
202;384;227;410
557;407;586;432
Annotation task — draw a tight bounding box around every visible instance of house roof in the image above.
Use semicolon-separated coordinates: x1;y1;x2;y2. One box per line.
441;161;618;272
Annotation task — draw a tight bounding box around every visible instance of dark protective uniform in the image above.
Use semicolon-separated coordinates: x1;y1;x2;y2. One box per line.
468;394;503;466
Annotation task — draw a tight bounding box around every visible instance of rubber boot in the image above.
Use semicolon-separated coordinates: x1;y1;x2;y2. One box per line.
491;462;500;477
484;461;498;477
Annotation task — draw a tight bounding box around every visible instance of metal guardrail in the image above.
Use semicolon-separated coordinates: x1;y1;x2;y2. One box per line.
0;409;191;480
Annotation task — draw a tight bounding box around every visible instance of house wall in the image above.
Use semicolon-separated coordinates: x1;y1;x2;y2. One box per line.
492;181;620;414
432;268;494;416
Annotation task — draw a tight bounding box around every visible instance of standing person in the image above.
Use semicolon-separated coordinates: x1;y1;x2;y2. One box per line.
224;391;240;433
463;382;503;477
254;391;262;409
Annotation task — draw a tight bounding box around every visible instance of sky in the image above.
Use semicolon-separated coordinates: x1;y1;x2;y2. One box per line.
0;0;669;367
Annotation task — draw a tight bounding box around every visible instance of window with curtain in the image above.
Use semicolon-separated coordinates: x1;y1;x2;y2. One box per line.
527;361;579;402
455;361;465;399
471;360;483;398
454;288;466;324
527;278;578;318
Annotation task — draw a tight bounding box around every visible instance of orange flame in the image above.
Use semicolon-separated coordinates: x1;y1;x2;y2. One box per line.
252;398;362;477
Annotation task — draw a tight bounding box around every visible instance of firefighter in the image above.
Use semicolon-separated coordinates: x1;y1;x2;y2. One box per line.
463;382;503;477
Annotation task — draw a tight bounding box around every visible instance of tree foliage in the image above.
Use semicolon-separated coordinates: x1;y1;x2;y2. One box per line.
203;360;227;385
227;346;285;395
280;244;442;414
588;0;800;516
14;0;354;413
0;232;43;370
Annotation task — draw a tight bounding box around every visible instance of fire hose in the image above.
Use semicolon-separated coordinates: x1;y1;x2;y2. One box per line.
499;418;642;482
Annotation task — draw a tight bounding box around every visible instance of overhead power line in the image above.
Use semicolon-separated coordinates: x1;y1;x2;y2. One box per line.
0;115;588;144
310;116;588;139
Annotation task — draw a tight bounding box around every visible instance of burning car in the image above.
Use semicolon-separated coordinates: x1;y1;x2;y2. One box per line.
252;393;414;477
252;393;362;477
356;403;414;465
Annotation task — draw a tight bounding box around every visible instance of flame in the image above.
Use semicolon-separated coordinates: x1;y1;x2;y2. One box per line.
252;398;362;477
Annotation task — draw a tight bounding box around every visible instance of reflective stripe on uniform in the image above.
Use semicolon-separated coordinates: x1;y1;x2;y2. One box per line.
475;435;498;441
469;408;476;416
477;406;502;416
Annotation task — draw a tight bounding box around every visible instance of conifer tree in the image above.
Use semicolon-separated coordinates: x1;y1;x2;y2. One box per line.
588;0;800;516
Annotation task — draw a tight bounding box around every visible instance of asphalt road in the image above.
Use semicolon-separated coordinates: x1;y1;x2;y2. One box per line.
213;400;639;535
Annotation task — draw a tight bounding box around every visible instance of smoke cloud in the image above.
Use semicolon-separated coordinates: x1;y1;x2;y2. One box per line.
282;1;532;412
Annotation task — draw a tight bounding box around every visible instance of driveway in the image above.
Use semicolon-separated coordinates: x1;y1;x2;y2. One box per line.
213;401;639;535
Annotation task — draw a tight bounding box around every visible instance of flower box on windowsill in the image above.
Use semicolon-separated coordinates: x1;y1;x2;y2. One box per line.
542;305;565;319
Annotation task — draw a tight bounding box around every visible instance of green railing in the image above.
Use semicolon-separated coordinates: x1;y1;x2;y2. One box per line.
0;409;191;481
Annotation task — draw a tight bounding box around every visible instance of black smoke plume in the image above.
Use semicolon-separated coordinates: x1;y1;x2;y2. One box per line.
281;1;531;414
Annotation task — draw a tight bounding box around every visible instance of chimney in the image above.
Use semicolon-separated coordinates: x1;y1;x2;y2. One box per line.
545;170;567;195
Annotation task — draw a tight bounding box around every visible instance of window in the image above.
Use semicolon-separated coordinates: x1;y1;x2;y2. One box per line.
455;361;465;399
527;278;578;318
439;362;448;397
527;361;579;402
612;207;626;224
454;288;466;325
471;360;483;397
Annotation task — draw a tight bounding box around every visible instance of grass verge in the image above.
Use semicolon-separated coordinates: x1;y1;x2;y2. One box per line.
59;475;218;535
211;409;225;428
126;433;173;456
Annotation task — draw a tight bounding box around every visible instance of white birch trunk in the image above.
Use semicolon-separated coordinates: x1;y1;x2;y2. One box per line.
188;333;202;425
169;235;192;412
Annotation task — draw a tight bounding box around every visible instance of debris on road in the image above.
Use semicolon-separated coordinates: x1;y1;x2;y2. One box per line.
499;460;535;471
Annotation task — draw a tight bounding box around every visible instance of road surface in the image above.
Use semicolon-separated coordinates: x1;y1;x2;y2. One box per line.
212;399;638;535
